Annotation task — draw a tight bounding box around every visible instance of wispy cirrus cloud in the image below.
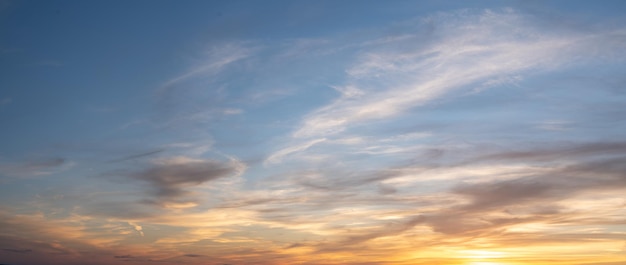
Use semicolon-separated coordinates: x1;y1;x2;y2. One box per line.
292;10;625;140
264;138;326;165
155;42;257;127
160;43;254;89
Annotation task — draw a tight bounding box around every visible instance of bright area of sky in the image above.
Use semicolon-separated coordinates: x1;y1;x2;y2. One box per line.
1;0;626;264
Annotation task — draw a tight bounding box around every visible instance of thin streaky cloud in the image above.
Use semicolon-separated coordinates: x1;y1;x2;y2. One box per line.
0;157;66;178
107;149;164;163
264;138;326;165
293;10;625;139
161;44;253;88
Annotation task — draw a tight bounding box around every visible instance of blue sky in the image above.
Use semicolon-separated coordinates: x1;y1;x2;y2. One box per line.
1;1;626;265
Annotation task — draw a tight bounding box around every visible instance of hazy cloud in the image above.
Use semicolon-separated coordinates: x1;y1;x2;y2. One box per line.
160;43;253;89
2;248;32;253
472;141;626;163
0;157;66;178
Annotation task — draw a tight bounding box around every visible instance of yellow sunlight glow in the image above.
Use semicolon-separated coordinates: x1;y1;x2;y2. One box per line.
467;262;507;265
459;250;506;259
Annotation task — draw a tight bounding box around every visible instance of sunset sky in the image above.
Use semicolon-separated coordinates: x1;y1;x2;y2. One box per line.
1;0;626;264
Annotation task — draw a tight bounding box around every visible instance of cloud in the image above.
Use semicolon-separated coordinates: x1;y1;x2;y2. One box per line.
160;43;253;89
276;38;334;59
77;200;157;220
221;108;243;115
450;178;565;217
536;120;572;131
295;169;398;191
0;211;104;262
471;141;626;163
323;215;424;248
256;140;626;250
108;149;164;163
154;43;256;127
264;138;326;165
131;157;245;207
0;157;67;178
128;222;144;236
418;155;626;236
377;183;397;195
291;9;625;139
2;248;32;253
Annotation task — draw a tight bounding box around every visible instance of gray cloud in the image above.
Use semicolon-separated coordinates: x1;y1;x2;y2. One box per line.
473;141;626;163
455;156;626;211
0;157;66;178
296;169;399;191
285;141;626;199
453;178;562;211
279;141;626;250
107;149;164;163
24;157;65;168
421;155;626;236
131;158;241;206
2;248;32;253
78;200;158;220
377;183;397;195
332;216;423;248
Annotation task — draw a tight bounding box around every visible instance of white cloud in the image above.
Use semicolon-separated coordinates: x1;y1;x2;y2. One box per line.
331;85;364;98
128;222;144;236
264;138;327;165
222;108;243;115
161;43;253;88
163;141;213;156
292;10;625;139
330;136;366;145
536;120;572;131
276;38;333;59
0;158;71;178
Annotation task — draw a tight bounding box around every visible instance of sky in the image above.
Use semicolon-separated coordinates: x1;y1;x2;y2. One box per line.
1;0;626;264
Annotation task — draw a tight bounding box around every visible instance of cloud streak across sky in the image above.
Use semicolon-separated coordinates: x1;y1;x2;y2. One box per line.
1;1;626;265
